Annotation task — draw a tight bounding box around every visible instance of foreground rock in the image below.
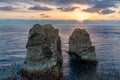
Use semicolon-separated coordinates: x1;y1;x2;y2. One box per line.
68;28;97;65
22;24;62;80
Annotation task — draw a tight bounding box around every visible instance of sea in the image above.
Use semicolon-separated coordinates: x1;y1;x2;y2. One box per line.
0;20;120;80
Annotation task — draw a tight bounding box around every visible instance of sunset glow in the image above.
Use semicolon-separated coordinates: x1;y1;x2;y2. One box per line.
0;0;120;21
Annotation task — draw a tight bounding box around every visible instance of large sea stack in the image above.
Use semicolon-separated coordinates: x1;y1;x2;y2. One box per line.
68;28;97;64
22;24;62;80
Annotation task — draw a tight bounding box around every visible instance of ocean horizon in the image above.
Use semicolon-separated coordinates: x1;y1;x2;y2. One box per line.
0;20;120;79
0;19;120;26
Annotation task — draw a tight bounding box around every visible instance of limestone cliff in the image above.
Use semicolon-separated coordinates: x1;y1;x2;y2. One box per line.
69;28;97;64
22;24;62;80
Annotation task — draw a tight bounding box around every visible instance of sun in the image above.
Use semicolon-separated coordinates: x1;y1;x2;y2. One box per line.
75;13;90;22
73;9;91;22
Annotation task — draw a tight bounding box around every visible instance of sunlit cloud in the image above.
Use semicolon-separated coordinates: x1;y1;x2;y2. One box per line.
57;6;79;12
0;0;120;20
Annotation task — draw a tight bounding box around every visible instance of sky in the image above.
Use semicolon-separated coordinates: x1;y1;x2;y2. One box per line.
0;0;120;21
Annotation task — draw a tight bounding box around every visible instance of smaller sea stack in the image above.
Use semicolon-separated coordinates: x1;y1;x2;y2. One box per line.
22;24;63;80
68;28;97;65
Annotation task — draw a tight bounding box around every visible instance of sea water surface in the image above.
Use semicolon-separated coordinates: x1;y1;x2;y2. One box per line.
0;21;120;80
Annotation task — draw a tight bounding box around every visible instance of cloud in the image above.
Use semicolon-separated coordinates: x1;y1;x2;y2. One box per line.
110;15;114;17
82;0;119;14
83;7;116;14
0;0;13;2
1;0;120;7
101;9;115;14
43;15;50;18
0;0;120;13
0;6;17;11
83;7;101;13
0;0;32;3
29;5;52;11
33;0;120;6
40;14;46;16
33;0;120;13
57;6;79;11
39;13;50;18
33;0;93;5
31;16;34;18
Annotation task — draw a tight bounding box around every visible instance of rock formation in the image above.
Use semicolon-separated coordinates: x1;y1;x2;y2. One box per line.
22;24;62;80
68;28;97;64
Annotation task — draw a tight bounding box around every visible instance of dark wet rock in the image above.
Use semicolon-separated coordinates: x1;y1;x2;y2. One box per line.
68;28;97;65
23;24;63;80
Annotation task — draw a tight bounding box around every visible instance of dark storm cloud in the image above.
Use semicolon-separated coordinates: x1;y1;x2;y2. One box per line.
0;6;17;11
29;5;52;11
101;9;115;14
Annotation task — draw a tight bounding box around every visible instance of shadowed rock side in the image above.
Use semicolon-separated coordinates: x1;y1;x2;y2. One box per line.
68;28;97;65
22;24;63;80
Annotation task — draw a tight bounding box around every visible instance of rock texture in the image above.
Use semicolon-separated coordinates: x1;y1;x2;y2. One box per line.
69;28;97;64
22;24;62;80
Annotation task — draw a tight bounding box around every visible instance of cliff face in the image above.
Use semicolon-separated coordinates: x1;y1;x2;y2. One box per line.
23;24;62;80
69;28;97;64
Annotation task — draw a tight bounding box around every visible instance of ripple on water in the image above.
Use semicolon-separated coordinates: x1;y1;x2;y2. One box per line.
0;24;120;79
